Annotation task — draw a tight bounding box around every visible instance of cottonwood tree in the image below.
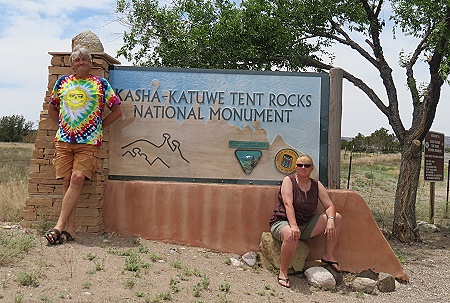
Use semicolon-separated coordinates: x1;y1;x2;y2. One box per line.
116;0;450;242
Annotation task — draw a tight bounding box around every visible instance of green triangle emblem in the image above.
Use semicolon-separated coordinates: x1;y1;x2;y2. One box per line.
235;150;262;175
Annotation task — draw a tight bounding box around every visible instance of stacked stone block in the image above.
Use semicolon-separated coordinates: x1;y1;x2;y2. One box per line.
22;51;120;233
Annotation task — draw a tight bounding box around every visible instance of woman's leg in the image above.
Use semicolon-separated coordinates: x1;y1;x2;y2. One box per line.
279;225;299;282
310;212;343;271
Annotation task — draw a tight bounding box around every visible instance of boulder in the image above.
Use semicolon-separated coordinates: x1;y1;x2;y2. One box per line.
72;30;104;52
357;269;379;280
322;263;343;285
241;251;257;267
259;232;309;272
350;277;377;293
304;267;336;289
377;272;396;292
416;220;440;233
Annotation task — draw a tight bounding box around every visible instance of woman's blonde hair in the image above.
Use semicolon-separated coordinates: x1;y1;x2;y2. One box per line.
296;153;314;166
296;153;319;180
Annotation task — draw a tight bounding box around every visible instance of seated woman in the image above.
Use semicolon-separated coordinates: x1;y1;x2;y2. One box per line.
269;153;342;288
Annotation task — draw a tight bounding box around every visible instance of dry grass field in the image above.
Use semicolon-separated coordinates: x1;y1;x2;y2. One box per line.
0;143;34;223
340;151;450;230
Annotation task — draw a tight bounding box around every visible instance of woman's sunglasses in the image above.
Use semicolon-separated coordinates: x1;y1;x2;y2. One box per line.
296;163;312;168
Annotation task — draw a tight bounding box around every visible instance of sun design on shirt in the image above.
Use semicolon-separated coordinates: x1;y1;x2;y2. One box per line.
65;87;89;110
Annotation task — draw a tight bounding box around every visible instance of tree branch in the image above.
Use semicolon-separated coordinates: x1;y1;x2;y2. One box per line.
375;0;384;17
405;27;433;113
304;57;390;117
412;8;450;141
313;20;379;68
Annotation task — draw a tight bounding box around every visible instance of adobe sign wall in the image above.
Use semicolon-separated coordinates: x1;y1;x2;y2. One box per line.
108;67;329;185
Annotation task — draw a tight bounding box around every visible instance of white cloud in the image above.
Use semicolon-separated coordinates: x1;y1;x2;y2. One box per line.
0;0;128;126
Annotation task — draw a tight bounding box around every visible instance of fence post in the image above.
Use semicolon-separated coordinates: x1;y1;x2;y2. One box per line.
328;68;343;189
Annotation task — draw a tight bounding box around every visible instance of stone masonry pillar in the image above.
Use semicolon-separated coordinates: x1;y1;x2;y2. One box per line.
22;33;121;233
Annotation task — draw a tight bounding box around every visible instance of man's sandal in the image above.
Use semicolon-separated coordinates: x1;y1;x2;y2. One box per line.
56;231;76;244
44;229;61;245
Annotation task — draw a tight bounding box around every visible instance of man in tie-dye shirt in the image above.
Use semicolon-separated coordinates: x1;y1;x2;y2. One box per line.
45;46;122;245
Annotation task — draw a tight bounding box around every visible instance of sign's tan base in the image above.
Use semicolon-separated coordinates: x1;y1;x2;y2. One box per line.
104;180;408;281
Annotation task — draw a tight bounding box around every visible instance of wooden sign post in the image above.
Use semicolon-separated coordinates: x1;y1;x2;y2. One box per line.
424;131;445;224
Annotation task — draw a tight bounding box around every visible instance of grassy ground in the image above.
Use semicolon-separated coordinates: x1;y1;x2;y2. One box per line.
341;151;450;230
0;143;33;222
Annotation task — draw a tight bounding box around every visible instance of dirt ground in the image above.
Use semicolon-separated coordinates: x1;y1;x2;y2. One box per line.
0;225;449;303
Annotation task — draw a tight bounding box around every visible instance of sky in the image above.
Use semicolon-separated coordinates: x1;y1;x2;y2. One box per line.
0;0;448;138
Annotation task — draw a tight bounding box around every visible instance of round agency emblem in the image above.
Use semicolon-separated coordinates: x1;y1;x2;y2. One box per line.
274;149;299;174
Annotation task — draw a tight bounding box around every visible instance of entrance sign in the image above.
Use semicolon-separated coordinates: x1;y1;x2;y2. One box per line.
424;131;445;181
108;67;329;185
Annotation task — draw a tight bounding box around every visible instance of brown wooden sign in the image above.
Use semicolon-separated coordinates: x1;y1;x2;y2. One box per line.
108;67;330;185
424;131;445;181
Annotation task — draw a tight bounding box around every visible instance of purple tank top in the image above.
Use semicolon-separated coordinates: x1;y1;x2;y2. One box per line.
269;175;319;227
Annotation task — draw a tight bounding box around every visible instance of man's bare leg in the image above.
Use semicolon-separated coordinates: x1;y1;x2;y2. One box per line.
51;171;85;240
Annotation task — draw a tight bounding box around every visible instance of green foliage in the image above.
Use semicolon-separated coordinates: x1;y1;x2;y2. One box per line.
124;252;141;272
107;247;136;256
170;260;182;269
218;282;231;292
94;258;105;271
170;277;180;292
192;282;203;297
14;294;24;303
392;247;407;263
0;230;36;266
16;272;39;287
124;277;135;289
344;128;400;154
85;252;97;261
0;115;34;143
138;244;150;253
116;0;320;70
150;291;172;302
148;252;162;262
39;296;53;303
136;291;145;298
82;281;92;289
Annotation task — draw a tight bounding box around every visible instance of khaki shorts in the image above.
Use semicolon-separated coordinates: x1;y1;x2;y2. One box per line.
53;142;99;179
270;214;321;242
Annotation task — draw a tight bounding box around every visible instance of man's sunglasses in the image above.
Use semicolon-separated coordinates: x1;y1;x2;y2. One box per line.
296;163;312;168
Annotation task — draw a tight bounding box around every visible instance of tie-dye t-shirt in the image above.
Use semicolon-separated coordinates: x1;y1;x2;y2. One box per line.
50;74;120;146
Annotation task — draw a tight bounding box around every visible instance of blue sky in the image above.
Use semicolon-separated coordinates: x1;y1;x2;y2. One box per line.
0;0;448;138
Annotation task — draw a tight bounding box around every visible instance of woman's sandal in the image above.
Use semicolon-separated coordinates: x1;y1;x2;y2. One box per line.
278;277;290;288
321;259;341;272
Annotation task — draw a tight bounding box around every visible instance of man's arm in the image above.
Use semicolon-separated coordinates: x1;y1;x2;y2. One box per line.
48;103;59;120
102;104;122;128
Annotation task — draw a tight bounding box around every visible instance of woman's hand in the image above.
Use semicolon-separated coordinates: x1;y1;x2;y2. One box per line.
289;225;301;242
324;218;336;239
